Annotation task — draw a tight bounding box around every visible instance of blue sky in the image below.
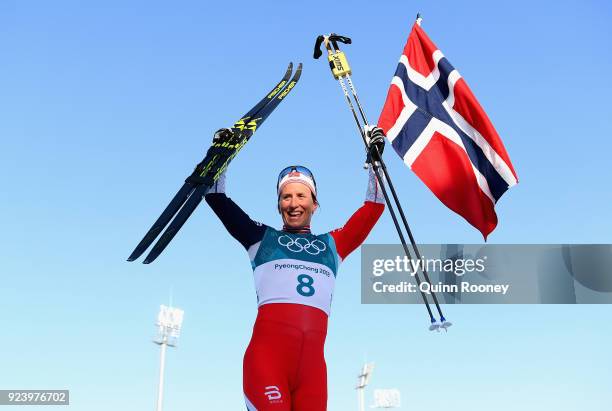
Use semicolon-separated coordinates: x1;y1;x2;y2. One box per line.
1;0;611;410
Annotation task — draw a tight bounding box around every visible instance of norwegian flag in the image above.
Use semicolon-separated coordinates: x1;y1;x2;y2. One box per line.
378;20;518;239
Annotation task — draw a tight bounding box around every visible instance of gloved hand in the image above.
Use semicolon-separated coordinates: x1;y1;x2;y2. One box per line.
365;125;386;164
213;128;234;144
187;128;235;185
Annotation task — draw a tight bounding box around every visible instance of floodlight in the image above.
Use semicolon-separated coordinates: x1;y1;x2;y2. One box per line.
372;389;401;408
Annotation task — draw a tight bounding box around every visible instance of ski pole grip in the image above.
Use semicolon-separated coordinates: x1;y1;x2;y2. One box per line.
313;35;325;59
329;34;352;45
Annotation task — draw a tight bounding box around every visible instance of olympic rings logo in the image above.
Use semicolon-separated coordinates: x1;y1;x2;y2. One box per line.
278;235;327;255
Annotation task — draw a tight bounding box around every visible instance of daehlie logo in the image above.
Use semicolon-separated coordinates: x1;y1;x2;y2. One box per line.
278;235;327;255
264;386;282;401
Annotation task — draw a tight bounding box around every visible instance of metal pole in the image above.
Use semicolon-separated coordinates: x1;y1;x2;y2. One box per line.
358;387;365;411
156;338;167;411
344;69;447;322
336;71;436;323
375;154;447;322
369;159;436;322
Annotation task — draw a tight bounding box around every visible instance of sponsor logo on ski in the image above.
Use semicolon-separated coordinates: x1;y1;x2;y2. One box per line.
246;117;261;131
278;81;296;99
233;117;249;130
267;80;287;98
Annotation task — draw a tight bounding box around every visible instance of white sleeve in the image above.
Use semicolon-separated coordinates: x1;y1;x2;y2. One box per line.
208;171;226;194
365;167;385;204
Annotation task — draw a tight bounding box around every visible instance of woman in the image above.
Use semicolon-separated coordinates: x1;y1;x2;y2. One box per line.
205;127;385;410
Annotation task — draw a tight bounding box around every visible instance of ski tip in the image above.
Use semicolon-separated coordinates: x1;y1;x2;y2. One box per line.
126;251;141;262
142;252;155;264
281;62;293;79
290;63;303;82
143;249;162;264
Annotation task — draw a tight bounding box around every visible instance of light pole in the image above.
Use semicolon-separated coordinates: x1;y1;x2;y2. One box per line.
154;305;184;411
355;362;374;411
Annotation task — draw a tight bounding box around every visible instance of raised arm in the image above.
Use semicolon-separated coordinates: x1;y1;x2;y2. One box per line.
329;167;385;260
205;172;266;250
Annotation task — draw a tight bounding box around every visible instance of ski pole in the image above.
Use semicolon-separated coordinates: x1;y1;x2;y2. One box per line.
326;34;451;329
314;37;441;324
314;34;451;330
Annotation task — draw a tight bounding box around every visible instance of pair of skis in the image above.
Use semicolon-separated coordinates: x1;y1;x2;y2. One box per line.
128;63;303;264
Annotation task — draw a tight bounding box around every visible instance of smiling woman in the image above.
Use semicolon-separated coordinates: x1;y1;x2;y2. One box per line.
277;165;319;232
204;128;386;410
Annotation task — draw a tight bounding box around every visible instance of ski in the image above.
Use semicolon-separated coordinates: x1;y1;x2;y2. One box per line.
141;64;303;264
127;63;301;263
127;64;293;263
127;63;293;263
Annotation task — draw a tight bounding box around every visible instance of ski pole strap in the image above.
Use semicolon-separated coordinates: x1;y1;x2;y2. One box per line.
329;34;352;46
313;35;325;59
313;34;351;55
328;33;351;50
313;34;350;59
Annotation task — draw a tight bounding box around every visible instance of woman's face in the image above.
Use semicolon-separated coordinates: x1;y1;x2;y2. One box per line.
278;182;318;228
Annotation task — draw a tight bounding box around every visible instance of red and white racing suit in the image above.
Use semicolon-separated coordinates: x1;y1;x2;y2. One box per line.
205;169;384;410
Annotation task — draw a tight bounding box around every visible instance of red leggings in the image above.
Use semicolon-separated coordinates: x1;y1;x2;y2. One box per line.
243;304;328;411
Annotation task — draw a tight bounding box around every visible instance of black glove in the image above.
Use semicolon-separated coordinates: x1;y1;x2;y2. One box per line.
186;128;235;185
365;126;385;164
213;128;234;144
